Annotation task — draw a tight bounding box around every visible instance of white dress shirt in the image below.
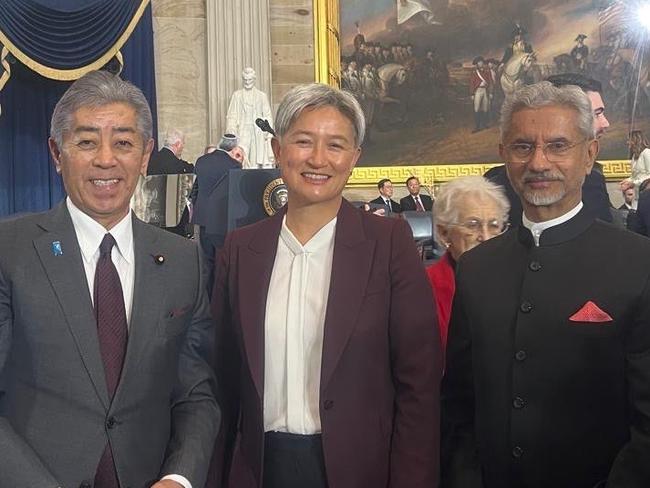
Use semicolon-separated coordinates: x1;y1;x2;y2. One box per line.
384;198;392;212
264;216;337;434
413;194;424;209
522;201;583;246
66;198;192;488
67;198;135;323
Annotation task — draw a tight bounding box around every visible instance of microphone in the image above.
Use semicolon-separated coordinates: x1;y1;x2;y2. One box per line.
255;118;276;137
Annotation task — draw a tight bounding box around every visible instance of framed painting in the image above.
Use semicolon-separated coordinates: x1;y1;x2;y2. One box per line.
314;0;641;185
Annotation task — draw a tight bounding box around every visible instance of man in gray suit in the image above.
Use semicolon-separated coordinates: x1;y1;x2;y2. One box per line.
0;71;219;488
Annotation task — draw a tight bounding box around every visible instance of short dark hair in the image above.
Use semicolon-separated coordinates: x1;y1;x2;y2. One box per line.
378;178;391;190
546;73;602;94
406;176;419;186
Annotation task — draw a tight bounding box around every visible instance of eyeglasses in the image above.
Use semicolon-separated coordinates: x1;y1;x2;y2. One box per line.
449;219;510;237
504;139;589;163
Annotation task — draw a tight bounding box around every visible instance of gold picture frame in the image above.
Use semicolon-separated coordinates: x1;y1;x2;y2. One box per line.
312;0;629;186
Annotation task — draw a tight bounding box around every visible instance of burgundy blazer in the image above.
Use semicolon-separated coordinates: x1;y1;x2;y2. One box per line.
211;199;441;488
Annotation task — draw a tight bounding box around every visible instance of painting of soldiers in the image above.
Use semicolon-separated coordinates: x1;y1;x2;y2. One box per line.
337;0;642;166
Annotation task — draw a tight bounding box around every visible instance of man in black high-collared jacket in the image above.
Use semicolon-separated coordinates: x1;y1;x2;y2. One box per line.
442;82;650;488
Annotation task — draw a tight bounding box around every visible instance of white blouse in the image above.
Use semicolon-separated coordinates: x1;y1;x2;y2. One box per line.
263;216;337;434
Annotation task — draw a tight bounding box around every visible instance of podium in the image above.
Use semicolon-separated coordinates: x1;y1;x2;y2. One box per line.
205;168;285;236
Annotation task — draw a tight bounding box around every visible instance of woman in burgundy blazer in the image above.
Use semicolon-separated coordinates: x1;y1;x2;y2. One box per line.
211;83;441;488
427;176;510;352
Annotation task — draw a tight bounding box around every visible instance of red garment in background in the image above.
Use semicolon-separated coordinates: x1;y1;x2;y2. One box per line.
426;252;456;353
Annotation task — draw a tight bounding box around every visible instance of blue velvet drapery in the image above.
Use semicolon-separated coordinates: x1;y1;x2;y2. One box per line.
0;0;157;216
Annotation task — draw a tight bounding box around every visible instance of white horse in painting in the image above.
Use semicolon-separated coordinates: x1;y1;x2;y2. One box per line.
377;63;408;102
500;52;536;98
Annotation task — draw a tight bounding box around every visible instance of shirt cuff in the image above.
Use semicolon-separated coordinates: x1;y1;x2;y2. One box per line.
161;474;192;488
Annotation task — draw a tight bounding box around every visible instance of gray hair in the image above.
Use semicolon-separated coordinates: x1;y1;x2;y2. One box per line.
163;128;185;147
218;133;239;152
433;175;510;246
500;81;594;141
51;70;153;148
274;83;366;147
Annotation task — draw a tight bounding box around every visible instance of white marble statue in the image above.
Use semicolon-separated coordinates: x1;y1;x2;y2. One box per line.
226;67;274;168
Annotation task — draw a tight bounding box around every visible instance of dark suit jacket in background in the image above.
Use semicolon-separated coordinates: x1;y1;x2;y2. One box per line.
369;196;402;213
147;146;194;175
628;189;650;237
400;193;433;212
484;164;613;225
442;209;650;488
192;149;240;237
0;203;219;488
212;199;441;488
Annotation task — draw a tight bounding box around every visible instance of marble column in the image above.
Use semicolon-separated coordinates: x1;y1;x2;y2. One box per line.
207;0;273;144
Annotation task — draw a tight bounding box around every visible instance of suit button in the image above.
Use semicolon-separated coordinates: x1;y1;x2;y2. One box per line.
323;400;334;410
520;301;533;313
513;396;526;409
515;350;527;361
106;416;117;429
79;482;92;488
529;261;542;272
512;446;524;458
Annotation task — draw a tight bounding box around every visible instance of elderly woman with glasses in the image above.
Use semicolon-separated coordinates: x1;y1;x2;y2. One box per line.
426;175;510;351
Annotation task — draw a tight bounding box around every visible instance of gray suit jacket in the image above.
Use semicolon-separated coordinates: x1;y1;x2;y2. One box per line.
0;202;220;488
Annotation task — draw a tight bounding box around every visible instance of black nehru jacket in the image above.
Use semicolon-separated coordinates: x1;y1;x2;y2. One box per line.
442;208;650;488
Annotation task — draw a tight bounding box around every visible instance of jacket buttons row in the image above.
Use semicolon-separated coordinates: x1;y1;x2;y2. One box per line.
529;261;542;272
106;416;117;429
512;396;526;409
515;350;527;361
512;446;524;458
520;301;533;313
323;400;334;410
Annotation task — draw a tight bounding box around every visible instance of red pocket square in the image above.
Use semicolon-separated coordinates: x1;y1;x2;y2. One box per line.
569;301;613;323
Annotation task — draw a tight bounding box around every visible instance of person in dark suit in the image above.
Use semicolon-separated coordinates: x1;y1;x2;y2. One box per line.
212;83;441;488
146;128;194;175
619;186;637;211
628;180;650;236
369;177;402;213
442;81;650;488
400;176;433;211
191;134;244;291
0;71;219;488
485;73;613;225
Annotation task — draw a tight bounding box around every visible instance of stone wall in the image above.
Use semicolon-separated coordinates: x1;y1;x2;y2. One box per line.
269;0;316;115
151;0;318;163
152;0;208;164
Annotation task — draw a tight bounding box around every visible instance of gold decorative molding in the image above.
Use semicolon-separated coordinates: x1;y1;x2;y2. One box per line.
313;0;340;86
347;161;631;187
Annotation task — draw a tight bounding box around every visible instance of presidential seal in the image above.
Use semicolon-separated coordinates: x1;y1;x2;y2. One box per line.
263;178;288;216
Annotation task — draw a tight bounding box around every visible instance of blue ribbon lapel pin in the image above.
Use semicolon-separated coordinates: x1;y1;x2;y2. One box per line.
51;240;63;256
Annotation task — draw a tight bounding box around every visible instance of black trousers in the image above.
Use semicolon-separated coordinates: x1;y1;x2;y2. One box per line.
198;227;224;297
263;432;328;488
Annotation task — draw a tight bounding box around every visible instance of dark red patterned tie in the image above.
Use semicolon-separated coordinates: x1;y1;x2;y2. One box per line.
415;196;425;212
93;233;127;488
